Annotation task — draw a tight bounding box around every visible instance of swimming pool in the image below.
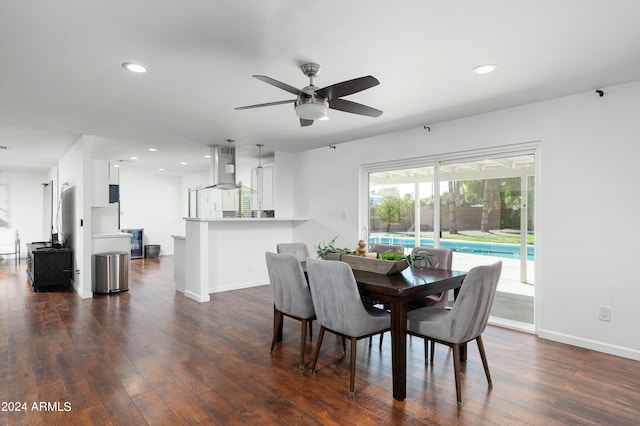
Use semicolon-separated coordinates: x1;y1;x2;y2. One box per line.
370;236;534;261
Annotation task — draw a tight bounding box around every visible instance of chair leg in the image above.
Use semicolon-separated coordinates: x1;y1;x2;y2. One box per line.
379;331;384;349
299;320;307;369
430;340;435;364
307;320;313;341
270;311;283;354
423;338;429;363
310;327;325;373
452;344;462;406
348;337;357;397
476;335;492;386
342;337;347;354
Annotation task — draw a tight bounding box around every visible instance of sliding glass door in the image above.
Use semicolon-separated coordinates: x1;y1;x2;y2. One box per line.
439;155;534;325
365;152;535;327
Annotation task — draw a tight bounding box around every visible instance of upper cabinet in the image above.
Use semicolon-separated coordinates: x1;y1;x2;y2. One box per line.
93;161;120;206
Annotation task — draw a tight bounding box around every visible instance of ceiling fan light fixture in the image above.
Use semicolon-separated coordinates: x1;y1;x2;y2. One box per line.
472;63;498;74
122;62;148;73
295;97;328;120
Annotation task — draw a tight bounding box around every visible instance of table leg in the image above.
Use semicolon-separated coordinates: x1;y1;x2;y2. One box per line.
389;298;407;401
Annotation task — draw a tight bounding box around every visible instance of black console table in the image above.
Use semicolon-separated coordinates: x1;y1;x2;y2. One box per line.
26;242;73;291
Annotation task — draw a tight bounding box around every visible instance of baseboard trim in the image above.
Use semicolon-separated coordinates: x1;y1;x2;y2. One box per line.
184;290;210;303
538;329;640;361
210;280;270;294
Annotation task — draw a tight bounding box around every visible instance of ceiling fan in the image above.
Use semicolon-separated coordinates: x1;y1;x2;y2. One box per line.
235;63;383;127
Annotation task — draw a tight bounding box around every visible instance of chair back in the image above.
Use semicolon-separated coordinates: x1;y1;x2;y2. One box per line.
370;243;404;255
446;261;502;343
265;252;315;319
410;247;452;269
276;243;310;262
306;257;388;337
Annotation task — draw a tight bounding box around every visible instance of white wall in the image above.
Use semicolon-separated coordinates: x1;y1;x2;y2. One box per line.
291;81;640;361
58;136;91;297
4;170;48;256
119;170;183;255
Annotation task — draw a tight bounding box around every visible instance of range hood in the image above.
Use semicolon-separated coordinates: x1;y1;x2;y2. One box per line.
207;144;238;189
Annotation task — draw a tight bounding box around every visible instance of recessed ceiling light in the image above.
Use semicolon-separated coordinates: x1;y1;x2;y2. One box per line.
204;154;211;158
472;64;498;74
147;148;158;152
180;162;188;165
122;62;148;73
158;168;165;172
113;164;121;168
130;156;138;160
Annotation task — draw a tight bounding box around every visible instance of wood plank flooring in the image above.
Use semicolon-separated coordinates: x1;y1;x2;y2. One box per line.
1;256;639;425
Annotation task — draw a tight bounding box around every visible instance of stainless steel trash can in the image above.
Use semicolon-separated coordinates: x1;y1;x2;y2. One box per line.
93;252;130;293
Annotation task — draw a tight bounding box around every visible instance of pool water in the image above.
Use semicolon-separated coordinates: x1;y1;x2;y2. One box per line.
370;236;534;261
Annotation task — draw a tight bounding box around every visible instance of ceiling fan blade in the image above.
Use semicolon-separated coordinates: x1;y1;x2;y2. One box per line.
328;98;383;117
300;118;314;127
234;99;295;110
253;75;303;96
315;76;380;100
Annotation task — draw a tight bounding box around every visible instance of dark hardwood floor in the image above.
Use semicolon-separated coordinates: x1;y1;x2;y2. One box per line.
1;256;639;425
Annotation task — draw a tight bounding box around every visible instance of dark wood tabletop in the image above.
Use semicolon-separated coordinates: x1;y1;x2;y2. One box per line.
354;266;467;299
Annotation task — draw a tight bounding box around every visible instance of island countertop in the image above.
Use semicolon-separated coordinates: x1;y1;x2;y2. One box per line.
183;217;308;222
91;232;133;238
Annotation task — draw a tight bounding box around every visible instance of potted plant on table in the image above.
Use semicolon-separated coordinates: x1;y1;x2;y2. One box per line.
315;235;352;260
408;250;440;269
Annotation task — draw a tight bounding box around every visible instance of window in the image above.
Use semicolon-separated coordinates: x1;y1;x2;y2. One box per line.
363;148;536;328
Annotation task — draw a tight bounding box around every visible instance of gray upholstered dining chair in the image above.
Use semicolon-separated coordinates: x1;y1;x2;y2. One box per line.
306;257;391;397
365;244;402;345
276;242;310;262
408;246;453;362
409;247;453;308
406;261;502;406
265;251;316;369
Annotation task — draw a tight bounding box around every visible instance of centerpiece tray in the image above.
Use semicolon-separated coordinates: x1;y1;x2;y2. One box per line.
340;254;409;275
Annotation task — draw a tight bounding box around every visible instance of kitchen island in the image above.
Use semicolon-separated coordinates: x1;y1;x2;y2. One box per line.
180;217;308;302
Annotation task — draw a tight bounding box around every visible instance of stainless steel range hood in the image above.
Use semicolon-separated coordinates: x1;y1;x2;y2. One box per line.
208;144;238;189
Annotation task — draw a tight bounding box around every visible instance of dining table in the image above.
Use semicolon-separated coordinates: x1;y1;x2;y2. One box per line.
352;266;467;401
286;261;467;401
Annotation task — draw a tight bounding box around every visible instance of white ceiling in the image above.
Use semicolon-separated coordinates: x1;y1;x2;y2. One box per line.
1;1;639;176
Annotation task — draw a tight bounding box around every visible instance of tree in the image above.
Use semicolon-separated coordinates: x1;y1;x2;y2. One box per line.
375;196;403;233
448;180;458;234
480;179;491;232
459;177;522;232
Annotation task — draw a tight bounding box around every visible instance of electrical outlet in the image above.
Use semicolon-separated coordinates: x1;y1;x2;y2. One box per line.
598;306;612;322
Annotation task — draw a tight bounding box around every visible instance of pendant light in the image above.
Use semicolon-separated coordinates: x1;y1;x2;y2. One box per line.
256;144;264;177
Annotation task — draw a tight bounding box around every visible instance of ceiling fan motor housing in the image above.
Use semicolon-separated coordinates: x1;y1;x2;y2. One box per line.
295;95;328;120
